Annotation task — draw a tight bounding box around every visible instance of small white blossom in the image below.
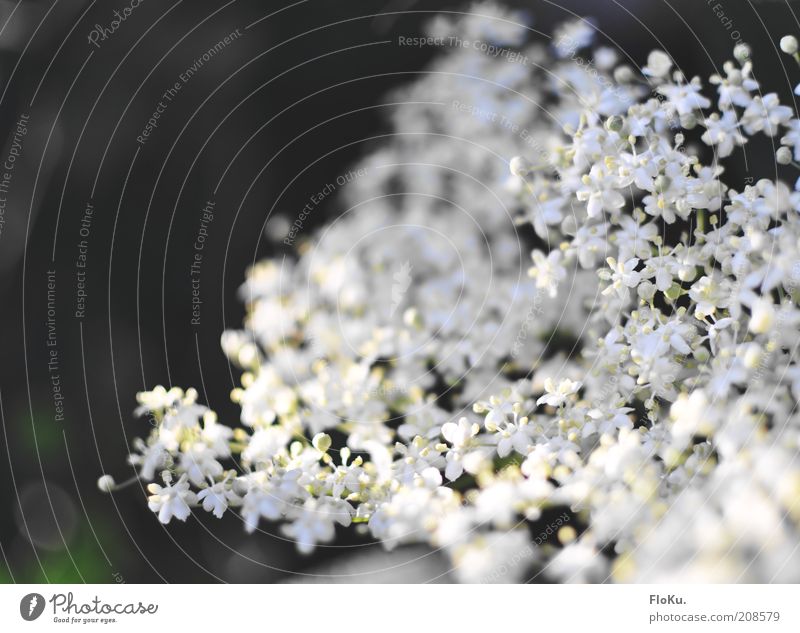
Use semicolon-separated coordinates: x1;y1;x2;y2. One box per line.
528;249;567;298
196;478;236;519
537;378;582;407
600;257;641;299
147;474;196;524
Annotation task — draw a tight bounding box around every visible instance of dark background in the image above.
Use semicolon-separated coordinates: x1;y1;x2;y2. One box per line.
0;0;797;583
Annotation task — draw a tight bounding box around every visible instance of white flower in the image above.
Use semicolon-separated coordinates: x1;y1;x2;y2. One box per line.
441;417;483;481
496;417;535;458
281;498;353;554
749;298;775;334
657;78;711;115
452;530;535;583
135;385;183;415
575;164;626;218
528;249;567;298
161;401;206;431
710;61;759;109
742;93;793;136
197;479;236;519
441;418;479;448
600;257;641;299
240;470;307;532
393;436;445;484
548;539;608;583
614;216;657;261
689;275;732;319
781;119;800;161
200;412;234;457
179;443;224;487
571;223;608;267
128;438;167;480
147;474;196;524
553;18;595;57
702;111;745;157
241;426;290;465
370;485;459;550
669;390;716;449
475;480;520;527
240;486;282;532
536;377;581;407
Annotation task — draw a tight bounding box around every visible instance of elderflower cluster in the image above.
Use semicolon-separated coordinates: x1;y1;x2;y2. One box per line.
108;5;800;583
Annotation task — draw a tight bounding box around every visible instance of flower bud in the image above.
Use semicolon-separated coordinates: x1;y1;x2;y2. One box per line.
743;344;763;370
665;283;682;301
403;307;423;328
749;299;775;334
509;155;533;178
558;525;577;544
780;35;798;55
613;65;635;84
777;146;793;165
605;115;624;132
644;50;672;78
312;432;332;453
733;43;751;63
677;265;697;282
637;281;656;302
679;113;697;130
97;475;116;493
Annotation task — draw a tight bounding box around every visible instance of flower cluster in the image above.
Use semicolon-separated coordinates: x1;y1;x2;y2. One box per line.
106;5;800;582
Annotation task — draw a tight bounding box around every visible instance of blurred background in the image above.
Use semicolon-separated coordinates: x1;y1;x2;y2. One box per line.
0;0;797;583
